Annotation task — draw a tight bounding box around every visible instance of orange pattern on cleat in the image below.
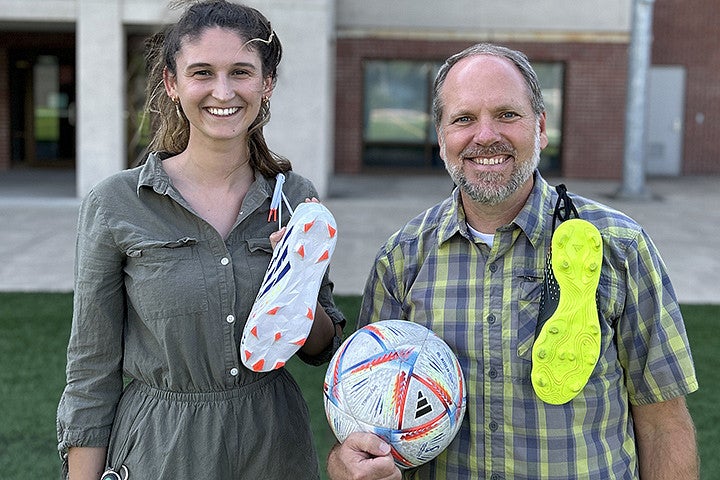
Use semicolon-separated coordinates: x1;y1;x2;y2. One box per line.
241;202;337;372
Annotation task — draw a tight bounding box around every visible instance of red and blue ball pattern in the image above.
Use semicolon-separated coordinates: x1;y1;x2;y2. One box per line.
323;320;466;469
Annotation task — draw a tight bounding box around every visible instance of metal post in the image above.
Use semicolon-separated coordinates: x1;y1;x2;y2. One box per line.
618;0;655;199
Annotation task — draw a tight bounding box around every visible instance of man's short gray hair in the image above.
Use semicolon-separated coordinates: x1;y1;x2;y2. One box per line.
431;43;545;127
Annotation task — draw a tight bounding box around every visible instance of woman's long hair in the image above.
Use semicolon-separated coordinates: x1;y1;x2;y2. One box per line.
140;0;291;176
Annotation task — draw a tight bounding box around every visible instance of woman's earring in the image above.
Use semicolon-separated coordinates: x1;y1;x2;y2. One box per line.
261;96;270;117
173;97;183;119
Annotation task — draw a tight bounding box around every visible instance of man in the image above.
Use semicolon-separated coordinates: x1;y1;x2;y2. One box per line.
327;44;699;479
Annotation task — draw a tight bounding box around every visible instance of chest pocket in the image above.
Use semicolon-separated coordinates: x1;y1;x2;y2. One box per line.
124;237;208;319
514;267;618;383
514;270;543;383
243;237;274;290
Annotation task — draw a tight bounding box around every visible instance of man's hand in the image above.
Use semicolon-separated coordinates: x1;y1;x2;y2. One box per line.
327;432;401;480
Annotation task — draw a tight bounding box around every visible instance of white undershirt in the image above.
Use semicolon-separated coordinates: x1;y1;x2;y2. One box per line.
467;223;495;247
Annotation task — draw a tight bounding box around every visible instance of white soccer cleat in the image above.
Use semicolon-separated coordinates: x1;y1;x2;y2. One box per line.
241;202;337;372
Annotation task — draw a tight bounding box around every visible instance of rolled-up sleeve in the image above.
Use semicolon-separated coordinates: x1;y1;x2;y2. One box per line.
56;190;126;462
615;228;698;405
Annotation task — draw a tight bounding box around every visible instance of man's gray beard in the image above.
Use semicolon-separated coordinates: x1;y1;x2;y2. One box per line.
444;126;541;206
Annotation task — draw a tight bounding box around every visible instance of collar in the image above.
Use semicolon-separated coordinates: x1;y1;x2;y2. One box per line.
438;170;554;249
512;171;555;250
136;152;275;199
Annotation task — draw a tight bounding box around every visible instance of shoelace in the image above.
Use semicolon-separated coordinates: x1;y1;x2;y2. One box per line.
552;184;579;232
267;173;294;229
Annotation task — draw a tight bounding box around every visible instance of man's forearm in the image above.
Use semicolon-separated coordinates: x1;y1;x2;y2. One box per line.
633;397;699;479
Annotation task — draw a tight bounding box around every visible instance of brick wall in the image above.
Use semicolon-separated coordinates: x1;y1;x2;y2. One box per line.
653;0;720;174
335;39;628;178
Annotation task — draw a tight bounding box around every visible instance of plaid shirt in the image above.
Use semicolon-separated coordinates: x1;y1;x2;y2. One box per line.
358;173;697;480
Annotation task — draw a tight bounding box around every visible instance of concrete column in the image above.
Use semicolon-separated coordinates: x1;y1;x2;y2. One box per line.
76;0;125;196
259;0;335;198
618;0;655;199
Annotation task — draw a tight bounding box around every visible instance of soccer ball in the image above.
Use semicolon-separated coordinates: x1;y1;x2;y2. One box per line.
323;320;466;469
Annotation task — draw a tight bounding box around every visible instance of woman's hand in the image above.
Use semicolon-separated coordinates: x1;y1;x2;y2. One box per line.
269;197;321;249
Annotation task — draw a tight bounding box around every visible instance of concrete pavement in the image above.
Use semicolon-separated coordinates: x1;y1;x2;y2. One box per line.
1;169;718;303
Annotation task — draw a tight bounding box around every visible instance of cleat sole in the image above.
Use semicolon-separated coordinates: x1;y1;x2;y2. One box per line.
531;218;603;404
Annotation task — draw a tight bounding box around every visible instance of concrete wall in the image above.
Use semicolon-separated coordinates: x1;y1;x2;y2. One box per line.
258;0;335;197
337;0;630;40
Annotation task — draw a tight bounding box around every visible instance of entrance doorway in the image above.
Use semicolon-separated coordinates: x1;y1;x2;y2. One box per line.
9;48;76;168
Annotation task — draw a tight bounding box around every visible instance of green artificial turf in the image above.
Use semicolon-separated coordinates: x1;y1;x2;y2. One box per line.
0;294;715;479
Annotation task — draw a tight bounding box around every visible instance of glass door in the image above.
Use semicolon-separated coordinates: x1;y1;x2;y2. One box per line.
9;49;76;167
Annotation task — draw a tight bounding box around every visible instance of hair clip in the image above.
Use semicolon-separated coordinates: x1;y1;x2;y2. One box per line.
242;30;275;50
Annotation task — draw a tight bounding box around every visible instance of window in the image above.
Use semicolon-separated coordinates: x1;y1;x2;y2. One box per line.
362;60;564;173
9;49;76;167
363;61;442;169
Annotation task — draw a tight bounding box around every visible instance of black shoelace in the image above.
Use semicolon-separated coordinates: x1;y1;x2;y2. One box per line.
552;184;579;232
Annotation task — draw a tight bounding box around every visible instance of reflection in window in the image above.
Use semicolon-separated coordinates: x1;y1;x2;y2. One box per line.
363;61;441;169
363;60;563;173
534;63;563;172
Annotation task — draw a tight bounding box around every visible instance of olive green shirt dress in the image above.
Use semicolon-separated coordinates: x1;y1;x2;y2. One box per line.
56;152;345;479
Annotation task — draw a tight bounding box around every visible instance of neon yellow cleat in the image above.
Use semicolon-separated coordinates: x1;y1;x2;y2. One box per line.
531;217;603;405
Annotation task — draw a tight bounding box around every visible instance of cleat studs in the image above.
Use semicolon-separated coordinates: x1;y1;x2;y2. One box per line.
296;245;305;258
306;307;314;320
267;306;280;315
274;332;282;341
252;359;265;371
303;220;315;232
328;225;336;238
250;326;259;338
317;250;330;262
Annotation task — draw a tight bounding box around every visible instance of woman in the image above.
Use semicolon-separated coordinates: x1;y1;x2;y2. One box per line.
56;2;345;478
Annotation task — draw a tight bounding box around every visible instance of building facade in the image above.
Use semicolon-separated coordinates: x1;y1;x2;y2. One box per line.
0;0;717;198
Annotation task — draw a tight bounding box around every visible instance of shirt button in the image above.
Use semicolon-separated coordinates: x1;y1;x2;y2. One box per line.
489;368;498;379
220;257;230;266
489;421;498;431
226;314;235;324
487;314;496;324
489;263;497;272
229;367;239;376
